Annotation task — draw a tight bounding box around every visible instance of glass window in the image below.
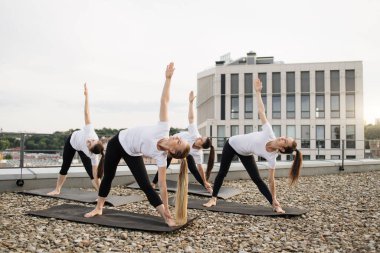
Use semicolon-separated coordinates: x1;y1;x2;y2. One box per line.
272;95;281;119
286;72;295;92
346;155;356;159
231;96;239;119
316;125;325;148
272;125;281;137
286;125;296;138
301;71;310;93
346;125;356;149
221;74;225;120
316;155;325;160
244;125;253;134
301;125;310;148
316;95;325;118
258;125;262;131
316;71;325;92
217;125;225;148
331;95;340;118
244;96;253;119
346;94;355;118
272;72;281;93
301;95;310;118
330;70;340;92
244;73;253;94
331;125;340;148
302;155;311;160
258;73;267;93
287;95;295;119
231;74;239;94
345;70;355;92
231;125;239;136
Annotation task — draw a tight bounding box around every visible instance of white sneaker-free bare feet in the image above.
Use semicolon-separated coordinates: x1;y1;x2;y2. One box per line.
47;189;60;196
165;217;176;227
84;208;102;218
273;205;285;213
203;198;216;207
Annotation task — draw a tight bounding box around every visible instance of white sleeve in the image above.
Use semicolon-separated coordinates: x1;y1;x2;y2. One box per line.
90;154;99;166
188;123;200;137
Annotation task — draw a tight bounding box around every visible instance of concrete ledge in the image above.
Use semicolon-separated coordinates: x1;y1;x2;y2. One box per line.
1;159;380;192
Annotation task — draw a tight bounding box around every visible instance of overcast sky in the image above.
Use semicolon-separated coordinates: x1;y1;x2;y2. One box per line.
0;0;379;133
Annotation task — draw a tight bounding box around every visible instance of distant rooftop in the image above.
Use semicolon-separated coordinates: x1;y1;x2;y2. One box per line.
215;51;283;66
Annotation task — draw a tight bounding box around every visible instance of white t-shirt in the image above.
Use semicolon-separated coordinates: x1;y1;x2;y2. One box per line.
175;123;203;164
70;124;99;166
118;121;169;167
228;122;278;168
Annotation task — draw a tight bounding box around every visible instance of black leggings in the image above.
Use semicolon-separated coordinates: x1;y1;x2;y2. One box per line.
212;140;273;205
98;133;162;208
59;134;94;179
152;155;206;187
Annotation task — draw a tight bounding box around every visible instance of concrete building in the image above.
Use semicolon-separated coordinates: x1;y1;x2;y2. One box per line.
197;52;364;162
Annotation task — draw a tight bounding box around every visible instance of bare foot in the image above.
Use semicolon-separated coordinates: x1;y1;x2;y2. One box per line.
165;217;176;227
84;208;102;218
151;183;156;189
203;198;216;207
47;189;60;196
273;205;285;213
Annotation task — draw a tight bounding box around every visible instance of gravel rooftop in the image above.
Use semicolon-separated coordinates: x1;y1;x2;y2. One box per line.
0;171;379;253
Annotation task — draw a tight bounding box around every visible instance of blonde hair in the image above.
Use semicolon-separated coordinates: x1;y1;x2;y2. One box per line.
174;158;188;225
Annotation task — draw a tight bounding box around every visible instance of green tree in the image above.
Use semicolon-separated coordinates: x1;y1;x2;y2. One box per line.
0;139;10;151
365;124;380;140
4;154;13;160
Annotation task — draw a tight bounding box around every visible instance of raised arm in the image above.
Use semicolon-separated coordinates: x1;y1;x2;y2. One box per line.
188;91;196;124
159;63;175;122
84;83;91;125
255;78;268;125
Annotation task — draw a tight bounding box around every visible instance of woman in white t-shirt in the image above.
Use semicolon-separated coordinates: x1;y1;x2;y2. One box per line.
48;84;105;195
85;63;191;227
204;78;303;213
152;91;215;192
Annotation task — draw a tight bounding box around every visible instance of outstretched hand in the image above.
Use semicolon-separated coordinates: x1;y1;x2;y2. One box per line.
189;91;196;103
165;62;175;79
84;83;88;97
254;78;262;92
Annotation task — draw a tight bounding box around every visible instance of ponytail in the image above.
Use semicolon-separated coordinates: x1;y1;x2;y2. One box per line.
97;151;105;179
289;149;302;185
175;158;188;225
90;142;106;179
205;145;215;180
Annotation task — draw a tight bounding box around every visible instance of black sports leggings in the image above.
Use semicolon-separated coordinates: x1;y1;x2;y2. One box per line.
98;133;162;208
152;155;206;187
212;140;273;204
59;134;94;179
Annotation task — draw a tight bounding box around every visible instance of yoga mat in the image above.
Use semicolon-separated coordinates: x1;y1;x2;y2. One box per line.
27;204;197;232
19;188;144;207
169;197;307;217
127;180;242;199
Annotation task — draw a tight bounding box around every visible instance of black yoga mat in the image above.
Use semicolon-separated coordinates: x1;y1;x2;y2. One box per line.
169;197;307;217
27;204;197;232
20;188;144;207
127;180;242;199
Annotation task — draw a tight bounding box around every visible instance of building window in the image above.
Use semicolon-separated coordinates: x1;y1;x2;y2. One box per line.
286;125;296;139
221;74;225;120
217;154;223;163
231;125;239;136
301;125;310;148
301;71;310;119
302;155;311;160
345;70;355;118
331;125;340;148
346;155;356;160
258;125;262;131
287;95;295;118
316;125;325;149
316;155;325;160
272;72;281;119
272;125;281;138
244;73;253;119
231;74;239;119
244;125;253;134
330;70;340;118
316;71;325;118
346;125;356;149
217;125;225;148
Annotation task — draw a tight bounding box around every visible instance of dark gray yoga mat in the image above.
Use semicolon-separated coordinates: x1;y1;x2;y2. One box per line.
169;197;307;217
127;180;242;199
20;188;144;207
27;204;197;232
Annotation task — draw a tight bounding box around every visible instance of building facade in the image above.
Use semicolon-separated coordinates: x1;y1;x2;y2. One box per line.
197;52;364;162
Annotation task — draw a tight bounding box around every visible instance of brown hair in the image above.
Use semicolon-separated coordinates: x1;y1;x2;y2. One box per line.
202;137;215;180
90;142;105;179
279;140;302;185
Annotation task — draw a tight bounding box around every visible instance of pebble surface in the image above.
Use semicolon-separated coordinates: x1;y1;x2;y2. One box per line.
0;171;379;252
